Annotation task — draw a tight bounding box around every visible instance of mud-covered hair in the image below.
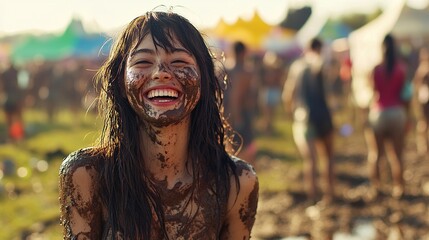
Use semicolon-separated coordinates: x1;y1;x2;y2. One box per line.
92;11;238;239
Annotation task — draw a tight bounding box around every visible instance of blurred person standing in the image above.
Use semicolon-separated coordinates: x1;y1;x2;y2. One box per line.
282;37;335;202
259;51;284;135
1;62;25;141
366;34;408;199
224;41;258;164
412;46;429;155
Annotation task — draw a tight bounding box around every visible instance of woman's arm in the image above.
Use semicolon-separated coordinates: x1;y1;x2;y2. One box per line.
413;64;427;91
59;150;103;240
220;160;259;239
282;61;301;116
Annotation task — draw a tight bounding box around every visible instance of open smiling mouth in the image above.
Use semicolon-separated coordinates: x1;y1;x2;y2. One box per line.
145;88;180;103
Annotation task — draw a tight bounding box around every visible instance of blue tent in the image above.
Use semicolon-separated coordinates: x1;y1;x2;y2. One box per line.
319;20;352;42
73;34;112;58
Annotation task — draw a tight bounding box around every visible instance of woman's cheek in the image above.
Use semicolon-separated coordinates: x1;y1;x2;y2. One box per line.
184;84;200;107
173;66;200;86
173;66;201;110
126;69;147;87
125;69;148;109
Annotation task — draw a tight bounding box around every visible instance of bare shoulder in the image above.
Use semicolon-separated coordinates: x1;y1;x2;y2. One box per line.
291;58;307;75
229;156;259;202
59;147;102;186
231;156;257;184
59;148;104;238
60;148;100;172
222;156;259;238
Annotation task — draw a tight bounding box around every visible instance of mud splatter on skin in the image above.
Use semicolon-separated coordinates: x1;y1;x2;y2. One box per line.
141;123;162;145
234;157;257;176
150;176;228;239
125;63;200;128
156;152;169;169
233;158;259;233
126;70;145;87
238;183;259;231
73;233;92;239
59;149;103;240
59;150;256;239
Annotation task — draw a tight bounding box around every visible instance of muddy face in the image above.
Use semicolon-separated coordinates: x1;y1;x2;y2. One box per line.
125;34;201;128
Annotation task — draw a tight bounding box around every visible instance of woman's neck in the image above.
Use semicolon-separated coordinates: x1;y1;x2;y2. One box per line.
140;118;192;189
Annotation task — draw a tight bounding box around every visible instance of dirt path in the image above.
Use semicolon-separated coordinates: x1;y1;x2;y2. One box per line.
252;129;429;240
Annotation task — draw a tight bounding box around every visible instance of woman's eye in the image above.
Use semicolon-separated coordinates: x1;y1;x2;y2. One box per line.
131;60;153;68
136;60;152;65
171;59;188;65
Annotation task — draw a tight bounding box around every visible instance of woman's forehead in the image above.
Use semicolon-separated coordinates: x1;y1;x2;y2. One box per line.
136;33;185;51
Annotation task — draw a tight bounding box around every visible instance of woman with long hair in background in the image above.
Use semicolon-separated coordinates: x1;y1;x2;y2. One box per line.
366;33;408;199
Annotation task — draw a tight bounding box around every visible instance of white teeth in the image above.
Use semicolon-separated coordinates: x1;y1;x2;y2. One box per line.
147;89;179;99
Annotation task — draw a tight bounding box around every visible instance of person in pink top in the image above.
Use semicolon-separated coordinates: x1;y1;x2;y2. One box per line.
366;33;408;199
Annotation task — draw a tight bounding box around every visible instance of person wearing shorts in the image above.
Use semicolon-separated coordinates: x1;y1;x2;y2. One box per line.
283;38;335;203
366;34;408;199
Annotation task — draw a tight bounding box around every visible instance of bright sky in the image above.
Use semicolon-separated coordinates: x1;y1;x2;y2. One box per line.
0;0;427;36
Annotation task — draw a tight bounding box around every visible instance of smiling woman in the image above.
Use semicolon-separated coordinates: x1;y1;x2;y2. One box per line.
58;11;258;240
124;36;201;126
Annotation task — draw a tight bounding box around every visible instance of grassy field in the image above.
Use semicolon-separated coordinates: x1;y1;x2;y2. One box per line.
0;107;299;239
0;109;103;240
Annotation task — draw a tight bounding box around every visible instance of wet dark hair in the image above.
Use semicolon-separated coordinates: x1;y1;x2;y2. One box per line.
383;33;397;75
93;11;238;239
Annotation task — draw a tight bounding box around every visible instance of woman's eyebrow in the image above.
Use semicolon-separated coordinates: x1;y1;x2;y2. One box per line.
129;48;155;58
171;47;192;56
129;47;192;58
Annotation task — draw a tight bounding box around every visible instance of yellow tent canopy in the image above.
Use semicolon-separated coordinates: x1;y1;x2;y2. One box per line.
211;10;295;50
212;11;271;49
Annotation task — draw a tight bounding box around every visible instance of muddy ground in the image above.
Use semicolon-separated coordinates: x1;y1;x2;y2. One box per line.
252;130;429;240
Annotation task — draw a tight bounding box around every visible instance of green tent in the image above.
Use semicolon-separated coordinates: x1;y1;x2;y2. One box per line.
11;30;74;64
11;18;110;64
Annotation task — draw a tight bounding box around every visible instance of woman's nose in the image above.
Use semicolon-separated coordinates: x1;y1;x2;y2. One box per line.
152;64;172;80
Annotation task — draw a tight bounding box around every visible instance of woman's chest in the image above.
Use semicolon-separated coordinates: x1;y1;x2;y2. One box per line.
102;184;228;240
157;185;228;239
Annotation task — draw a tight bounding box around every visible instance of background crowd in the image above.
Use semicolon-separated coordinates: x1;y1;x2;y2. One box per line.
1;1;429;239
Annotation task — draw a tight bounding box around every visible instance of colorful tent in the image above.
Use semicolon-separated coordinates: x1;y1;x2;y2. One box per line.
11;18;111;64
210;11;294;50
318;20;352;42
11;34;69;63
262;27;297;54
